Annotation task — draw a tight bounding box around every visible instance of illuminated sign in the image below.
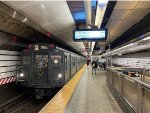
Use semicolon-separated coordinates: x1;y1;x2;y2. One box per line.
34;45;39;51
73;28;108;41
34;45;48;51
41;46;48;50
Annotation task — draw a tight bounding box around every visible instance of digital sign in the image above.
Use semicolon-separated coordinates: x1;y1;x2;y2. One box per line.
73;28;108;41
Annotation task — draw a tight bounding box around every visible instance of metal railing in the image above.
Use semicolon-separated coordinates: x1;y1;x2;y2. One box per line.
106;68;150;113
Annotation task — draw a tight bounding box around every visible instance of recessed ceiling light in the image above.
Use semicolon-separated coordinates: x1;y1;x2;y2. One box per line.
22;18;27;22
12;11;16;18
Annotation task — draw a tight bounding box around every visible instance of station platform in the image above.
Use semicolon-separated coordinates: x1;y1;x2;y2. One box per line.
39;65;123;113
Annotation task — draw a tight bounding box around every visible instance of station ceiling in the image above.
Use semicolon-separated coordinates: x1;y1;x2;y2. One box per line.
1;1;150;56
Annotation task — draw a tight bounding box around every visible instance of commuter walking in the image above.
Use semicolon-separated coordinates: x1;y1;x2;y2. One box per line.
91;60;98;75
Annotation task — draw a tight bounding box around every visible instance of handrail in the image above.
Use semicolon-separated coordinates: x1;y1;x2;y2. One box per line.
107;67;150;89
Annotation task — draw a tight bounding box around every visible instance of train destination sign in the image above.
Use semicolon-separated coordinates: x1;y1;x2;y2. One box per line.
73;28;108;41
33;44;48;51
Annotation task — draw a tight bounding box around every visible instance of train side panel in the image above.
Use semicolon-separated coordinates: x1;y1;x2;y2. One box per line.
71;54;77;77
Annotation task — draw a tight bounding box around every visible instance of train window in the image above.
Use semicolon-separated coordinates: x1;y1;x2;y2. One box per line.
72;62;76;67
34;55;48;78
72;57;76;67
72;62;75;67
65;56;67;71
51;55;61;64
35;55;48;68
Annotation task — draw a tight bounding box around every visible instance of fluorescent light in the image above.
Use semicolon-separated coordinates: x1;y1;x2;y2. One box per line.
95;0;108;27
142;36;150;41
91;42;95;55
121;43;134;48
126;43;134;46
84;0;91;25
108;43;135;55
12;11;16;18
98;0;108;8
22;18;27;22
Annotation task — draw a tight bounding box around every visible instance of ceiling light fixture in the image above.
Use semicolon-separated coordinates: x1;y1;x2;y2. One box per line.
95;0;108;28
104;43;135;56
22;18;27;22
98;0;108;7
12;11;16;18
92;0;108;55
120;43;134;49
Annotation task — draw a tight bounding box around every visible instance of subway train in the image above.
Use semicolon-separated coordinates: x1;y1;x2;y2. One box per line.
16;43;86;99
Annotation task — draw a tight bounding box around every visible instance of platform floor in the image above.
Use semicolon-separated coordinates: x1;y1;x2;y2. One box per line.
64;67;123;113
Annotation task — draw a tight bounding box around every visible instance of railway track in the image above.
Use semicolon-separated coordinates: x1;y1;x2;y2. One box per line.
0;93;56;113
0;93;26;113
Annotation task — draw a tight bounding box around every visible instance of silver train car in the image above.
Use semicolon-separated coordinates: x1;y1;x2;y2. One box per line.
16;43;86;98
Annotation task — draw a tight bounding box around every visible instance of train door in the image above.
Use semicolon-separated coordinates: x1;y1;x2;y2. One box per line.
33;53;48;84
49;52;64;85
64;53;71;82
70;55;76;77
70;54;72;77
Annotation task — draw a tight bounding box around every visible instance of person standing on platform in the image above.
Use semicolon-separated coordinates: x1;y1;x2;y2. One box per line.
91;60;98;75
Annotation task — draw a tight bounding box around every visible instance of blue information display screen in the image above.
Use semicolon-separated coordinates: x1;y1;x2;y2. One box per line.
73;28;108;41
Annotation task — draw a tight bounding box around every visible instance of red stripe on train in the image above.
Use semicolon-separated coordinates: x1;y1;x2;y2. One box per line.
13;76;16;81
0;76;16;85
2;78;7;84
10;77;14;82
0;79;4;85
6;77;11;83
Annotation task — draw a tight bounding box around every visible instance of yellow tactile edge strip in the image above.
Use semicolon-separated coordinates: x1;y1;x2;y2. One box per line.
39;65;86;113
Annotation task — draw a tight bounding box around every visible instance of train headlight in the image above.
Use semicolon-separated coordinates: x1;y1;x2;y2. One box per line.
19;73;24;77
54;60;58;64
58;74;62;78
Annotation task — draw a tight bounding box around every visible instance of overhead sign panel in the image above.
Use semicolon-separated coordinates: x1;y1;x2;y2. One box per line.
73;28;108;41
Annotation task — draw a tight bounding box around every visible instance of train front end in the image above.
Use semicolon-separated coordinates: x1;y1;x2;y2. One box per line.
17;44;65;99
